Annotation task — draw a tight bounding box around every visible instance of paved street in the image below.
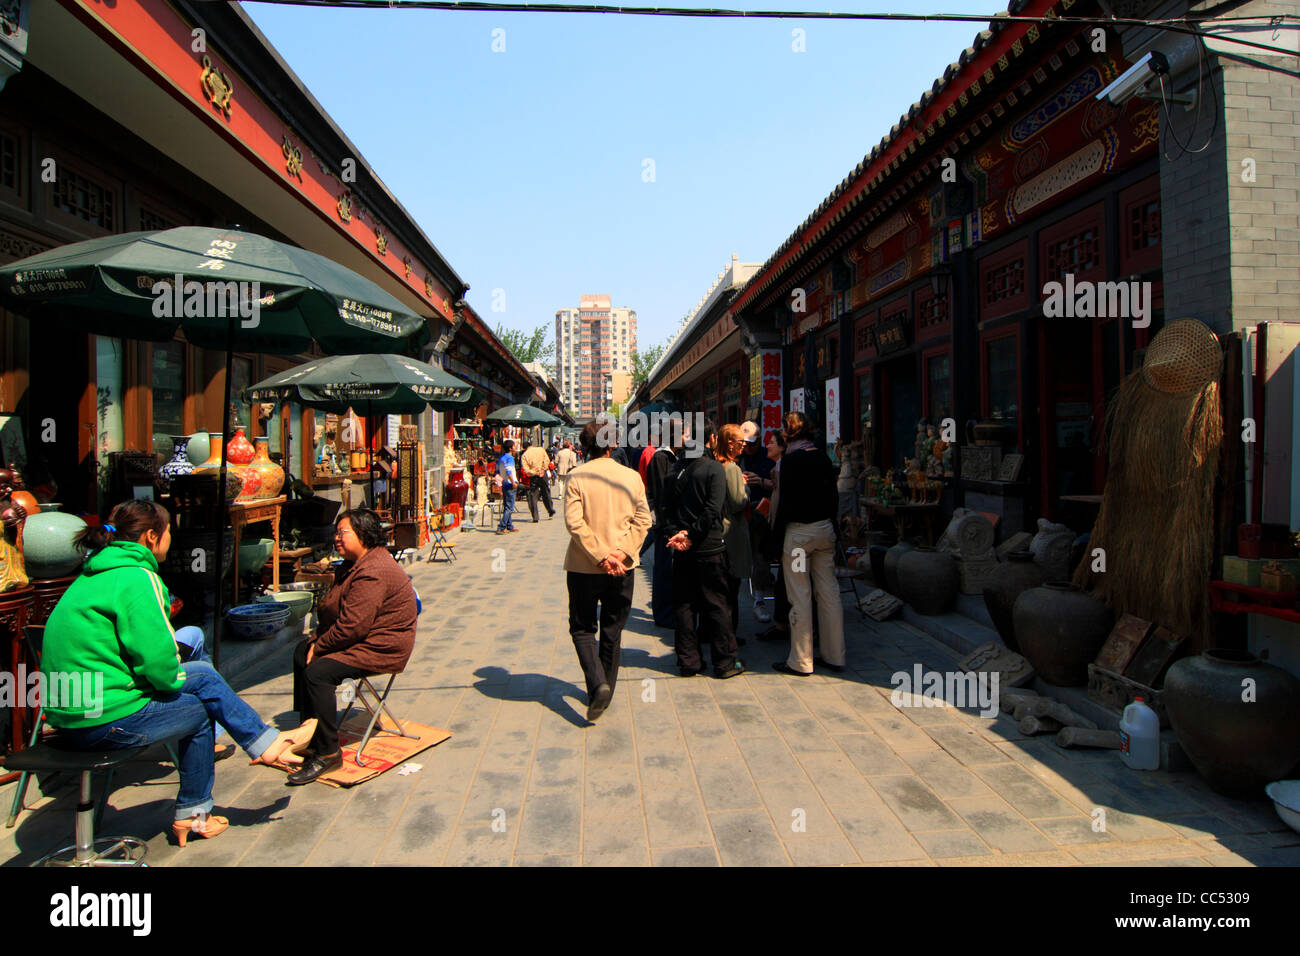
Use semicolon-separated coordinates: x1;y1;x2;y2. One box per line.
3;506;1299;867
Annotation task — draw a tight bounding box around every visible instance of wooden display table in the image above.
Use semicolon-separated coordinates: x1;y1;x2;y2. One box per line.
862;498;940;545
230;496;285;603
0;585;35;784
29;576;76;625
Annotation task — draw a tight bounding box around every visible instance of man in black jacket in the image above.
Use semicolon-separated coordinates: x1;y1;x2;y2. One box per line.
663;420;745;679
644;435;681;629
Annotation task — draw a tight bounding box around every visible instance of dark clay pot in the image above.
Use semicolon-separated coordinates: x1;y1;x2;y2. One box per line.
882;540;916;596
1164;649;1300;797
897;546;959;616
868;545;889;589
1012;583;1113;686
982;551;1045;653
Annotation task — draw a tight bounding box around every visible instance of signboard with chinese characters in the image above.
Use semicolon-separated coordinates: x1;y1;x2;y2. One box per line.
753;349;783;441
790;387;805;414
825;378;840;445
875;314;908;355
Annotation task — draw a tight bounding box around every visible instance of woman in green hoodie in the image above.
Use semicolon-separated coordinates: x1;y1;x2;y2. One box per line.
42;499;306;846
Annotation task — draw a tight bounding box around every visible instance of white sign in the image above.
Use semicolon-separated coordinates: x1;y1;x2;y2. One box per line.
790;388;805;413
825;377;840;444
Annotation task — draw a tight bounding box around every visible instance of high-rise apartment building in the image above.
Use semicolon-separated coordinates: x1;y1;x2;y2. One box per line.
555;294;637;419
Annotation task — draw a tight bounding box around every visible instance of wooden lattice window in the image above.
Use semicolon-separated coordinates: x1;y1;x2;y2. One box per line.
919;293;949;329
0;130;18;193
1128;199;1160;253
984;257;1025;303
139;206;178;232
1045;227;1100;280
51;167;116;231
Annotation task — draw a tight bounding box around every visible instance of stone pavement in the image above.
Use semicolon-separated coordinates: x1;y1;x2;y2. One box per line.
3;503;1298;867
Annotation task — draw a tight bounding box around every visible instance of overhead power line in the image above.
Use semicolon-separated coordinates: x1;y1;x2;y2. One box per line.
241;3;1300;61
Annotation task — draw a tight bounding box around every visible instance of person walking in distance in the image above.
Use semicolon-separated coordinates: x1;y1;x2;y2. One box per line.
770;411;844;676
520;439;556;521
564;421;652;721
555;440;578;497
496;438;519;534
663;419;745;679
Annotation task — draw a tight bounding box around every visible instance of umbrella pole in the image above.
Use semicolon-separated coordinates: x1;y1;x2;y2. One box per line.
212;315;236;671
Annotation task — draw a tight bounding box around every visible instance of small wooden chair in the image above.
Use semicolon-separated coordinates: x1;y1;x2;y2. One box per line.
426;510;457;562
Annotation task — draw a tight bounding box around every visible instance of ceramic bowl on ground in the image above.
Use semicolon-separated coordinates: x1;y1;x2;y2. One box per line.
1264;781;1300;834
227;602;292;640
254;590;313;623
277;579;330;610
237;538;274;575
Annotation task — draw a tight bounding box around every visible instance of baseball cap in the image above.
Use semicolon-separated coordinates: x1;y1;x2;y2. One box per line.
740;421;760;444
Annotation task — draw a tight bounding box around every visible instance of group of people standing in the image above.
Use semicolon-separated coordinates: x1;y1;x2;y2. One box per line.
562;410;846;722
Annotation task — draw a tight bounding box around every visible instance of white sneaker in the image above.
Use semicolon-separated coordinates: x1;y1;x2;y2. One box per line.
753;602;772;623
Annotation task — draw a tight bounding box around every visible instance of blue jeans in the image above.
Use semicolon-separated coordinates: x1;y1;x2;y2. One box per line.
54;661;278;820
175;625;208;663
498;485;516;530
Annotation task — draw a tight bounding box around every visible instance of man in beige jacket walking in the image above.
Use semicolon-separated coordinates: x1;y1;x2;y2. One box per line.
564;421;652;721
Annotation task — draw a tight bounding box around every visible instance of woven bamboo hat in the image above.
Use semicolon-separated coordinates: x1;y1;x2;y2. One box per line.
1141;319;1222;395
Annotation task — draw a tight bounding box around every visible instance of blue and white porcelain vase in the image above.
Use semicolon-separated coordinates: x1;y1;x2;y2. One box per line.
159;435;195;482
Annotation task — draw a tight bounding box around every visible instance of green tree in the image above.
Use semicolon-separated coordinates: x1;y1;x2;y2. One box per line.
630;342;666;387
496;324;555;377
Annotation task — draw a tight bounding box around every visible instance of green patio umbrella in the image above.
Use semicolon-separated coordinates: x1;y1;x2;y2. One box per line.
244;353;476;499
484;403;562;426
0;226;430;354
0;226;436;668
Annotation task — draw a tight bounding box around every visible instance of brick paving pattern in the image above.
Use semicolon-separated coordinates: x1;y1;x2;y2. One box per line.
4;511;1298;866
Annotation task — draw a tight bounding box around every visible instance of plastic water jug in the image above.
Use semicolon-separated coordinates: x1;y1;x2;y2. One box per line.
1119;696;1160;770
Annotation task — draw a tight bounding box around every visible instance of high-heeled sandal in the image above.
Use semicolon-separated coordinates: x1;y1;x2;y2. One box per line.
171;813;229;847
249;719;318;767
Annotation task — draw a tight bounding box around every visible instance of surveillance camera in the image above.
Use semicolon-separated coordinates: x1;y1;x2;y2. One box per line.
1095;51;1170;106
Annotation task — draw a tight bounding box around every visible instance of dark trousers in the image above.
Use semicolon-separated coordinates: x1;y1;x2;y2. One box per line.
727;573;741;637
673;551;737;676
526;475;555;521
293;639;371;755
651;531;675;628
567;571;635;701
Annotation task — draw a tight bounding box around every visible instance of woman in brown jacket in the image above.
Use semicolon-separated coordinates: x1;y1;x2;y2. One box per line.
287;508;418;784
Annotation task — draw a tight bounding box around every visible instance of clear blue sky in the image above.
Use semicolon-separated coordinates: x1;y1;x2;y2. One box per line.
243;1;1006;355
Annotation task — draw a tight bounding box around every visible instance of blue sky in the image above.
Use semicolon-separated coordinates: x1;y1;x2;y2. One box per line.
244;1;1006;354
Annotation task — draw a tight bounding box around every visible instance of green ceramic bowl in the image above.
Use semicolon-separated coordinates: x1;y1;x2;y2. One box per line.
237;538;274;575
254;590;313;623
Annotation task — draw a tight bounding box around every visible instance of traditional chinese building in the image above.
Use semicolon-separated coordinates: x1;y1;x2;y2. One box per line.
0;0;545;515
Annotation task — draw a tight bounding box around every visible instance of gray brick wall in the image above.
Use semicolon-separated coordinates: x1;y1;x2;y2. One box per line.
1160;63;1233;334
1222;56;1300;332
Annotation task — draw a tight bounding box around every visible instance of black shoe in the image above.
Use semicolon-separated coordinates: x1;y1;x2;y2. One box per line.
286;750;342;786
679;667;703;677
736;637;747;647
757;626;789;643
715;662;746;679
587;683;613;721
772;661;812;677
814;657;845;673
213;743;236;762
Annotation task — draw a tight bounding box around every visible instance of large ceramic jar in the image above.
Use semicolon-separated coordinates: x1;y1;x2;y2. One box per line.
882;540;916;595
982;551;1045;652
185;431;211;467
158;435;195;483
247;437;285;500
897;546;959;616
446;467;470;509
1012;583;1113;686
20;507;88;579
226;428;255;466
192;432;226;474
236;467;262;502
1164;649;1300;796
